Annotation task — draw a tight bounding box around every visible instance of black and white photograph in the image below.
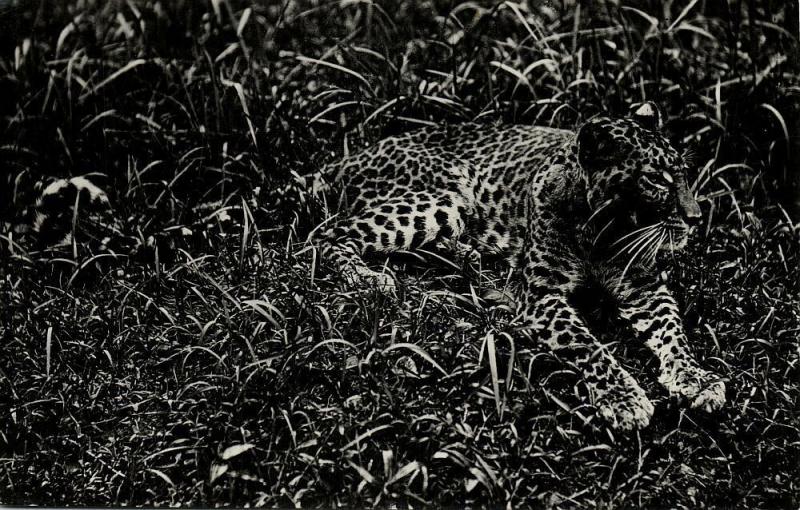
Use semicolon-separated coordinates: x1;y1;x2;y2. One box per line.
1;0;799;507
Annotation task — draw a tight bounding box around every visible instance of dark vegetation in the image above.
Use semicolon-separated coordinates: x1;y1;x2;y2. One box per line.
1;0;799;506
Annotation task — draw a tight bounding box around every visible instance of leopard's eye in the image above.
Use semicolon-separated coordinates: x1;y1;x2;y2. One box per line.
641;175;669;191
662;171;674;184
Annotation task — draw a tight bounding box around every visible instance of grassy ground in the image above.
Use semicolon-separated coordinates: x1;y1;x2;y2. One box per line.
2;0;800;507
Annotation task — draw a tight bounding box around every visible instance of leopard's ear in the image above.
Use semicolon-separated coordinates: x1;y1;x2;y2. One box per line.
577;118;624;170
629;101;662;130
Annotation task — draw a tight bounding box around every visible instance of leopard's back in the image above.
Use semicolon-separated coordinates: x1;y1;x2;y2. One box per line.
316;123;574;214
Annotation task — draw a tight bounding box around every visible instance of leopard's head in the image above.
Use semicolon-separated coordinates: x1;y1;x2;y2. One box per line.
577;102;700;257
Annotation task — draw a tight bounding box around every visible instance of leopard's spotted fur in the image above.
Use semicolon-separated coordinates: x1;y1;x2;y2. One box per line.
312;102;726;430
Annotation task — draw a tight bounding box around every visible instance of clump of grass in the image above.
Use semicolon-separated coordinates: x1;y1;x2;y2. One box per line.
1;0;799;507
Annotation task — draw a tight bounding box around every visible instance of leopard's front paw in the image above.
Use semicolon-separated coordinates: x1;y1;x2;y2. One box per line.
659;363;726;413
691;380;726;413
596;387;654;431
591;373;654;431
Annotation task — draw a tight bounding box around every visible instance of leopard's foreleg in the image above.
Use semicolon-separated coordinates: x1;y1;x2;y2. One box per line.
617;278;726;412
517;236;654;430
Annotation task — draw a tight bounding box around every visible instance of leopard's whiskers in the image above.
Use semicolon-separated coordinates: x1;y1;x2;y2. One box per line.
644;230;667;266
583;198;613;230
631;227;663;258
667;228;678;263
652;232;666;263
617;227;664;285
610;222;663;248
592;217;616;247
683;146;699;168
641;224;666;259
611;223;662;260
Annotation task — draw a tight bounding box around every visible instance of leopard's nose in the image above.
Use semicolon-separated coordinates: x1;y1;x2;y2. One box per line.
676;185;702;225
682;198;702;225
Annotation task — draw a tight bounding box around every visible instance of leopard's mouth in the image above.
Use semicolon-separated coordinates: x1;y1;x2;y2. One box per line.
608;212;690;269
627;205;691;254
660;220;690;252
597;199;692;264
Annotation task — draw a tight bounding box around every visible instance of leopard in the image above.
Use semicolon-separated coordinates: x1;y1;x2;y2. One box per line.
11;103;727;431
309;102;727;430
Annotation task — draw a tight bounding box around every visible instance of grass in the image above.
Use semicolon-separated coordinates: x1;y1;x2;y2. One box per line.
1;0;800;506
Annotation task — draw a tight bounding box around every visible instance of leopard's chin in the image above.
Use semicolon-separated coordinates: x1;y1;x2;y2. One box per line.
659;221;690;252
